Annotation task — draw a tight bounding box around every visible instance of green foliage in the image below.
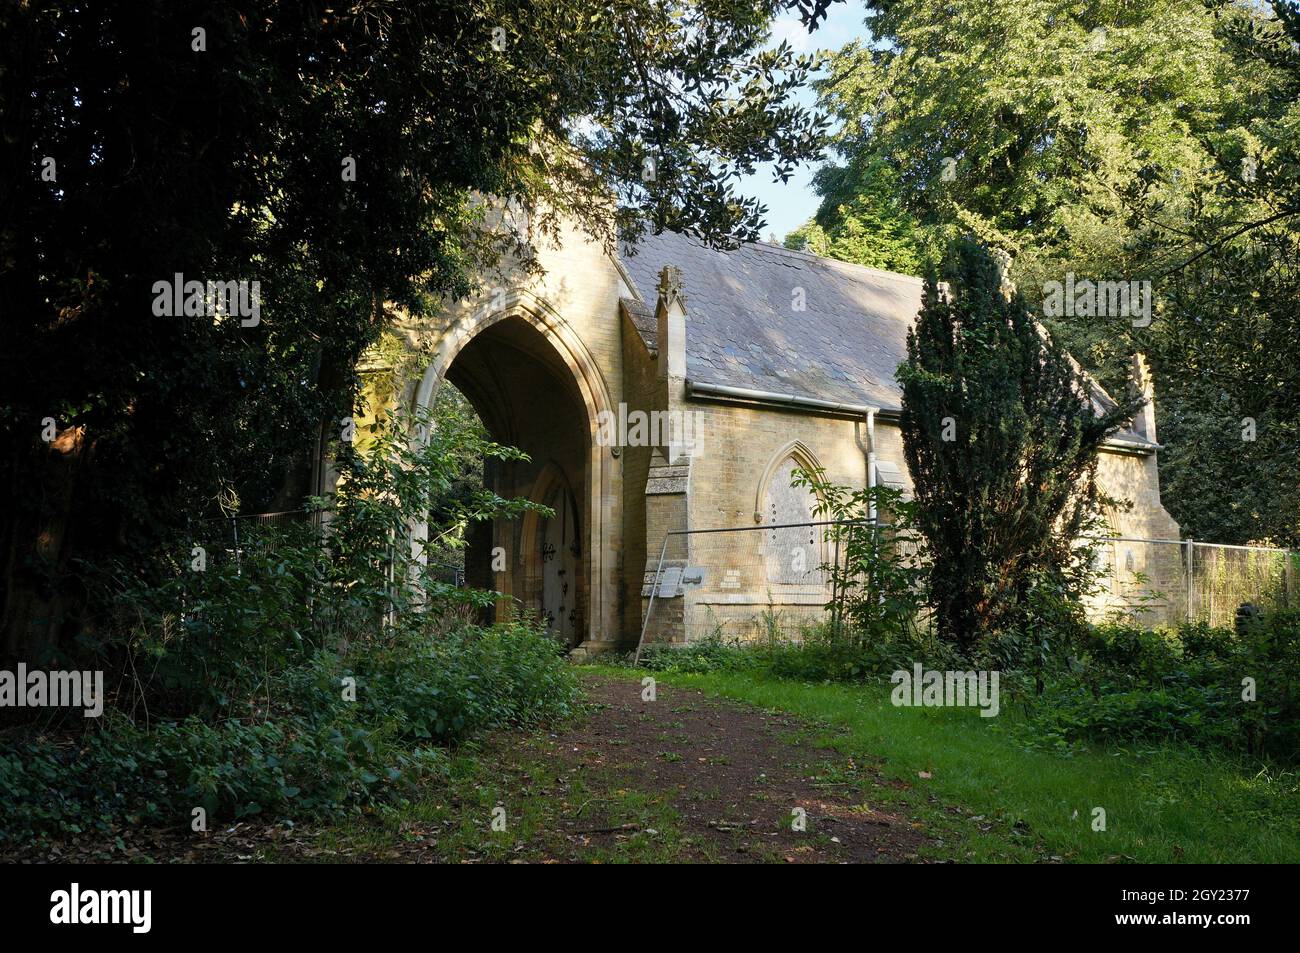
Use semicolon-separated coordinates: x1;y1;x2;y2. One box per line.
897;238;1136;651
324;403;549;628
0;0;837;654
636;636;764;676
977;566;1098;697
1021;610;1300;761
1146;0;1300;546
759;621;962;683
816;0;1257;277
636;622;961;685
424;385;494;548
792;465;929;644
353;620;583;744
0;618;577;847
81;402;548;722
810;0;1300;547
784;154;924;274
637;431;1299;761
0;406;580;848
636;608;1300;762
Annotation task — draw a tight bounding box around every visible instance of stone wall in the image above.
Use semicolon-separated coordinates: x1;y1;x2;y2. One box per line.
372;221;1186;649
653;399;1184;642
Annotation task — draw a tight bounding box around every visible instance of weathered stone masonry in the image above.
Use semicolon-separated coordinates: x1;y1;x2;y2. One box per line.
371;224;1180;651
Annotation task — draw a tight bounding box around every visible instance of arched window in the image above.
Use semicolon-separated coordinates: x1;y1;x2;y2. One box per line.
756;443;824;587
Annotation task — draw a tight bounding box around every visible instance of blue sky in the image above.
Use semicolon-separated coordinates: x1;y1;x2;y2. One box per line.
738;0;869;241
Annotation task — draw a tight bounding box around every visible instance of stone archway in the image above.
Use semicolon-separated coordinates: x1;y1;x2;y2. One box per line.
409;292;620;651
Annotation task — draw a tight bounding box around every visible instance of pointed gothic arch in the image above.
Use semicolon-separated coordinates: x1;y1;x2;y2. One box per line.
754;440;830;589
753;439;824;525
407;289;619;649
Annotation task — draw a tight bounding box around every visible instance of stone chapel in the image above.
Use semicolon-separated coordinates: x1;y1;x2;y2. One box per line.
364;222;1180;654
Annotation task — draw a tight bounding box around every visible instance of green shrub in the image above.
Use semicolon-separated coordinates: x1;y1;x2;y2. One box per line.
0;409;580;850
0;618;578;848
638;621;963;684
1024;684;1240;750
759;619;963;682
354;618;582;742
1016;610;1300;761
637;636;761;675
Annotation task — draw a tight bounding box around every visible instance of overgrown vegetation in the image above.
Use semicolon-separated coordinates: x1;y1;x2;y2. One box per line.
793;469;929;647
0;0;838;658
798;0;1300;548
1023;613;1300;759
642;449;1300;765
0;409;581;851
637;610;1300;764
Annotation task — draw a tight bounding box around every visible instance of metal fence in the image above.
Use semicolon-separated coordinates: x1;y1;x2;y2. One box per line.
636;519;908;659
190;509;467;586
636;521;1299;656
1087;536;1298;628
191;509;321;574
183;508;467;633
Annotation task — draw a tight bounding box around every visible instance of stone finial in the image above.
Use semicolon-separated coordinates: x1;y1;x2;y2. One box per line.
1129;352;1158;443
655;265;688;387
657;265;686;310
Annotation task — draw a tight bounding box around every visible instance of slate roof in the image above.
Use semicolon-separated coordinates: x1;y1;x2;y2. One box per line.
618;230;1156;449
620;231;924;412
619;295;656;352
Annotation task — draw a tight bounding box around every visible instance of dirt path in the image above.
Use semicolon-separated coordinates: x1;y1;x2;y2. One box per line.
13;672;938;863
461;672;934;863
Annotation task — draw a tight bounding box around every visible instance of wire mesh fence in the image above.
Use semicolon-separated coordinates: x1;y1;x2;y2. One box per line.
190;509;322;575
1087;537;1298;628
195;513;1296;641
636;519;918;657
637;521;1299;654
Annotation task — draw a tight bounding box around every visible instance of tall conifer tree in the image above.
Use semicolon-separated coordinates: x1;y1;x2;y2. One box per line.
898;239;1139;651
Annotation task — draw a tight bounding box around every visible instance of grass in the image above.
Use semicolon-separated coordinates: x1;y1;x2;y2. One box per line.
264;716;720;864
254;665;1298;864
588;665;1300;864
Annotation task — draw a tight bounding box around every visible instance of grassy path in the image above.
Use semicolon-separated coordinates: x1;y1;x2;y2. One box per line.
40;668;1293;863
297;671;950;863
601;667;1300;864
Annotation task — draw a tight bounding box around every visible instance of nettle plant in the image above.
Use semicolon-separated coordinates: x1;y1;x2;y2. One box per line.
792;465;929;646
